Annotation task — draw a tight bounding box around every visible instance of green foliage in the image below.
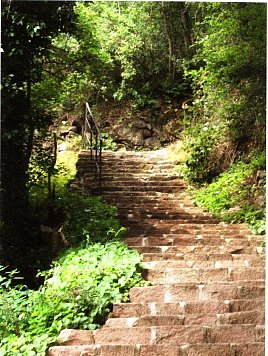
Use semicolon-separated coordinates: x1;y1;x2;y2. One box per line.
61;192;124;246
181;122;223;183
27;133;58;191
1;1;77;256
0;267;29;340
35;1;195;113
193;151;266;234
184;3;266;153
101;132;119;151
0;243;145;355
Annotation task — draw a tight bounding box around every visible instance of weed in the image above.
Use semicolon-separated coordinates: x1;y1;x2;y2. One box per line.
192;151;266;234
0;242;146;355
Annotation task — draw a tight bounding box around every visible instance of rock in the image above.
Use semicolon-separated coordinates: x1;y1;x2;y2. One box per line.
57;329;95;346
40;225;68;254
144;137;161;148
112;125;144;147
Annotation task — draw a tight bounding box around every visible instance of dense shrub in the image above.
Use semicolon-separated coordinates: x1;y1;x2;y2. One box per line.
60;192;125;246
193;151;266;234
0;242;145;355
181;122;223;183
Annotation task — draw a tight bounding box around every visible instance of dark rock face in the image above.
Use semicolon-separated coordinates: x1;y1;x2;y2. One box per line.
96;100;184;149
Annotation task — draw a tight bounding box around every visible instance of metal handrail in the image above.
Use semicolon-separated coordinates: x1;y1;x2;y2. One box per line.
83;102;102;192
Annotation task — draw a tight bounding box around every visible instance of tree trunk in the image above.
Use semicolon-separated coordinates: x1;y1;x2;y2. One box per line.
161;2;175;84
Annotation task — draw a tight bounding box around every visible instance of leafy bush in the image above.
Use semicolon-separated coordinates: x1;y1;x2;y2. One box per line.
1;134;146;354
193;151;266;234
181;122;223;183
60;192;125;245
101;132;119;151
184;3;266;154
0;242;146;355
29;135;123;247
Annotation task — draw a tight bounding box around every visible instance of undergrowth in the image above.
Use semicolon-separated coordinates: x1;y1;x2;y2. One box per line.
0;243;145;355
0;137;146;355
192;151;266;235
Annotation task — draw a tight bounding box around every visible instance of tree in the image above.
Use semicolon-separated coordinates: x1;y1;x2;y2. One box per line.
1;1;75;266
54;1;197;106
182;2;266;183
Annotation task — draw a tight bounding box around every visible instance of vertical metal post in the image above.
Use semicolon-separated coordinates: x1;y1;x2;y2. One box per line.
99;137;102;193
90;116;93;163
84;102;102;194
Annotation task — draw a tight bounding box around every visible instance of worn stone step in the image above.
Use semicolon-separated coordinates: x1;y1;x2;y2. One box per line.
158;222;250;233
106;308;265;328
93;324;264;345
85;174;182;183
142;267;265;284
121;212;213;222
48;342;265;356
79;166;177;177
130;245;263;257
130;281;265;303
118;207;203;216
92;185;183;193
123;219;221;231
101;191;175;198
48;343;182;356
178;342;265;356
111;299;265;318
100;174;181;182
141;257;265;269
124;235;258;248
104;315;185;328
141;251;265;263
108;191;181;198
216;310;265;325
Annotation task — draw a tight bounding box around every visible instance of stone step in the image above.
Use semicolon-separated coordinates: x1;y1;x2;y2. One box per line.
124;235;259;248
104;198;188;207
82;163;176;172
103;194;188;203
48;341;266;356
93;324;264;345
111;299;265;318
84;173;182;182
118;206;203;215
100;173;181;181
85;160;176;169
92;185;184;193
124;218;226;229
48;342;265;356
141;257;265;269
78;167;177;178
101;191;177;198
107;189;186;196
179;342;265;356
124;310;263;328
120;212;213;221
124;225;256;237
142;267;265;284
105;308;265;328
78;150;173;160
129;281;265;303
130;245;264;256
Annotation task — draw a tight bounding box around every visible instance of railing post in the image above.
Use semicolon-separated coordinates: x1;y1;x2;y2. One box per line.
90;116;93;163
99;137;102;193
83;102;102;193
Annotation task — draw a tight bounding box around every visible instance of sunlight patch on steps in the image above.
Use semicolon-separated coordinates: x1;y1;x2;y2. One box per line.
149;302;157;316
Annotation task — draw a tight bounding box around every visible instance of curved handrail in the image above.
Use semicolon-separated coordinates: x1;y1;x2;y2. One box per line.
83;102;102;192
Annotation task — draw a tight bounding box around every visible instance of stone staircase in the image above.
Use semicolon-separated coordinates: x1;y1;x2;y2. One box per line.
48;149;265;356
